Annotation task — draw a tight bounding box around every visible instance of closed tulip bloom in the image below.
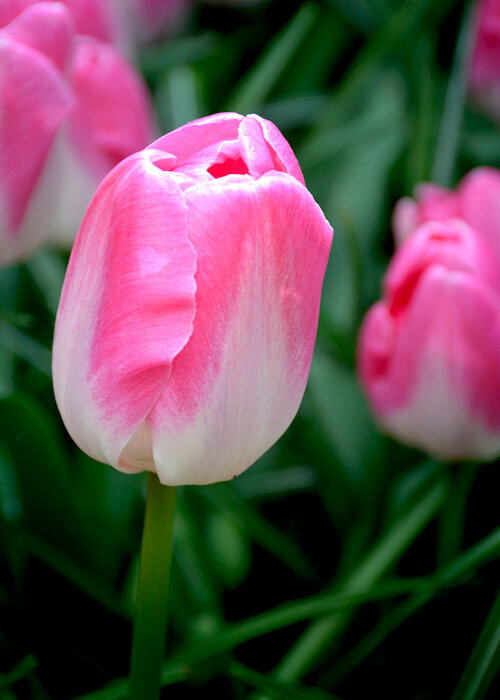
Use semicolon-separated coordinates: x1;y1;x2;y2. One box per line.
392;167;500;258
358;220;500;460
53;113;333;485
0;3;73;263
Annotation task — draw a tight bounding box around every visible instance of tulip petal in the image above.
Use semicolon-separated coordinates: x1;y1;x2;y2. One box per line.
2;2;74;71
239;114;305;184
53;150;196;468
68;36;154;176
146;172;332;485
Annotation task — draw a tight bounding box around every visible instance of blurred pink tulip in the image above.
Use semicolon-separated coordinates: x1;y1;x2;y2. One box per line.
0;0;127;47
469;0;500;121
0;2;154;262
393;167;500;258
0;3;73;263
53;113;333;485
125;0;191;42
358;220;500;460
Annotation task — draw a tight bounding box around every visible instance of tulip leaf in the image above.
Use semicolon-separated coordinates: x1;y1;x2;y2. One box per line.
450;589;500;700
227;661;339;700
431;3;476;187
269;475;448;682
0;320;51;377
25;248;66;317
226;2;319;114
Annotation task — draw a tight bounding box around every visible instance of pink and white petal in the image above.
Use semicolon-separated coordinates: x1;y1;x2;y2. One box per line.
240;114;304;184
0;34;72;258
147;172;333;485
2;2;75;71
53;149;196;470
151;112;243;162
373;267;500;459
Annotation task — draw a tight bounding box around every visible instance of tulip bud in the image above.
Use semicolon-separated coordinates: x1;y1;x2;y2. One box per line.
392;167;500;260
358;220;500;460
0;3;73;263
52;113;333;485
469;0;500;121
50;34;154;245
0;2;154;262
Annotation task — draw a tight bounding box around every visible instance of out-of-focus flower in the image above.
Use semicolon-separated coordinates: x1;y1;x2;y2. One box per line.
0;2;154;263
469;0;500;121
358;219;500;460
51;34;154;245
125;0;190;42
0;0;127;48
0;3;73;264
53;112;333;486
393;167;500;258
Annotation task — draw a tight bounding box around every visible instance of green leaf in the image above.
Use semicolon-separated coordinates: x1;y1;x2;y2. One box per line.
451;589;500;700
271;475;448;682
228;662;339;700
226;2;319;114
431;2;476;187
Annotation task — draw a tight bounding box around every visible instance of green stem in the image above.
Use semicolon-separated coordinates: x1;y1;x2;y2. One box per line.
129;473;176;700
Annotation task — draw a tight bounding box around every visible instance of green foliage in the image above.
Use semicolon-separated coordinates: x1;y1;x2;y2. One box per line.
3;1;500;698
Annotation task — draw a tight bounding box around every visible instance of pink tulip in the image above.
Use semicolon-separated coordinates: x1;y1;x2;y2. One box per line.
469;0;500;121
0;0;126;47
52;113;333;485
0;3;73;263
125;0;190;42
358;219;500;460
51;33;154;245
0;2;154;262
393;167;500;258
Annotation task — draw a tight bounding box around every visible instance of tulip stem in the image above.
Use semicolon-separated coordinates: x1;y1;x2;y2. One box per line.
129;473;176;700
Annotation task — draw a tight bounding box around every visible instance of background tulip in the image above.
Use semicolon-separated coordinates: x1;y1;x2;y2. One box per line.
53;112;333;486
0;3;73;263
0;0;127;48
0;1;154;262
358;219;500;460
392;167;500;258
469;0;500;118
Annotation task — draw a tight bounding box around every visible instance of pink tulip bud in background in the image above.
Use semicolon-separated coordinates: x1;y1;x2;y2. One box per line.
50;34;154;245
125;0;191;43
358;219;500;461
0;3;74;263
392;167;500;258
0;2;154;263
0;0;127;48
469;0;500;120
53;113;333;485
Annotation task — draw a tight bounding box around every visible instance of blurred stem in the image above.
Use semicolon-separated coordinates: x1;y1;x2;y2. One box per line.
129;474;176;700
431;2;476;187
437;462;477;566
